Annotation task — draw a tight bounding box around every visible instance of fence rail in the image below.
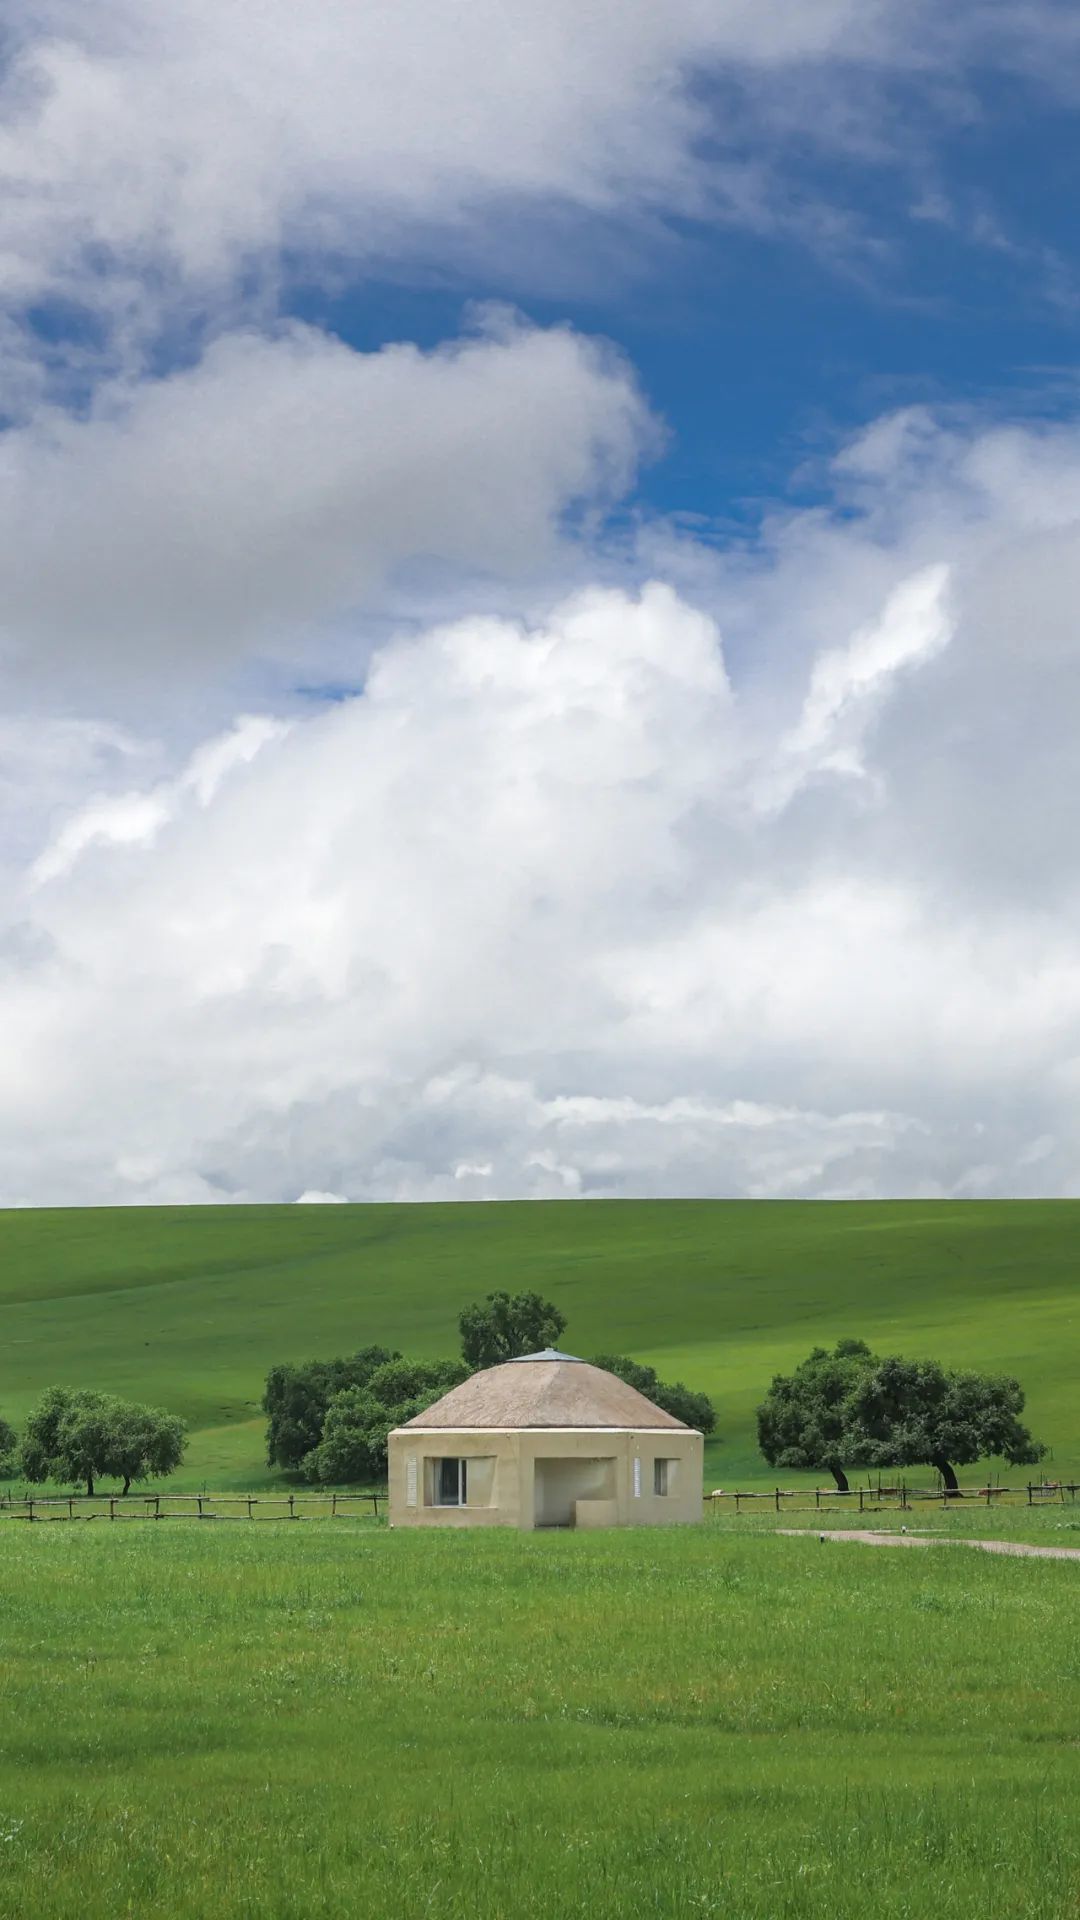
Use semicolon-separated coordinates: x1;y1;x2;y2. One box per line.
708;1482;1080;1514
0;1490;382;1523
4;1483;1074;1526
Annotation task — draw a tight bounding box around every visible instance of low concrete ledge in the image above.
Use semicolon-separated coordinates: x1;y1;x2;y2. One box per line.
574;1498;619;1530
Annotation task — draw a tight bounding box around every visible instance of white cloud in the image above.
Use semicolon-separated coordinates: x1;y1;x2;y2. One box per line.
3;5;1080;1211
763;563;954;804
31;714;288;883
5;410;1080;1208
0;316;652;686
2;0;1071;370
0;1;899;330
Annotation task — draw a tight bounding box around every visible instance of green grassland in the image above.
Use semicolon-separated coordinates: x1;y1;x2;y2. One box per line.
0;1520;1078;1920
1;1199;1078;1490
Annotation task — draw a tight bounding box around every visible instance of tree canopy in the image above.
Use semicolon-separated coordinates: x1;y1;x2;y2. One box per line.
263;1346;400;1469
757;1339;877;1491
305;1357;470;1485
845;1355;1046;1492
458;1290;566;1370
589;1354;717;1434
757;1341;1046;1492
19;1387;186;1496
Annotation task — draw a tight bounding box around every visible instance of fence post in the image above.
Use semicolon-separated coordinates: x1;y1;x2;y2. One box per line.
1028;1483;1033;1507
372;1493;379;1519
331;1493;337;1517
859;1489;864;1513
289;1494;295;1519
27;1499;34;1524
815;1487;820;1510
197;1495;203;1518
775;1487;780;1512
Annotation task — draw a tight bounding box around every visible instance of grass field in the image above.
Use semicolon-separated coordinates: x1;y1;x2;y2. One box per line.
1;1199;1077;1491
0;1520;1078;1920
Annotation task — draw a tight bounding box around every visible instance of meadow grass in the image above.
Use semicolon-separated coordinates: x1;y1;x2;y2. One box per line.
0;1522;1078;1918
2;1198;1078;1490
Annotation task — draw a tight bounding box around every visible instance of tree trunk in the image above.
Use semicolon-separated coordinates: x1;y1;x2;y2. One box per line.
85;1474;94;1498
933;1457;960;1495
828;1464;850;1493
122;1477;131;1496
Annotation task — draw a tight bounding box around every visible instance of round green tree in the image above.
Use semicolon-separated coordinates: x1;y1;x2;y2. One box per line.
756;1340;877;1492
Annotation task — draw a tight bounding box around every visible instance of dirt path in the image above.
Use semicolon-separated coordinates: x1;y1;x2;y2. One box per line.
779;1528;1080;1561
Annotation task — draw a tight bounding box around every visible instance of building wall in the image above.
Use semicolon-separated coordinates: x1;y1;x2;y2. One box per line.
387;1427;703;1529
533;1454;617;1527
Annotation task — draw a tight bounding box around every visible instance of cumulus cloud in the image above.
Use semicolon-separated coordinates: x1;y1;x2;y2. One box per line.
4;423;1080;1208
3;5;1080;1212
0;316;652;684
30;715;288;883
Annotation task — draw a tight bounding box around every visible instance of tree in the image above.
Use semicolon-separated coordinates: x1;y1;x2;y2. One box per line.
19;1387;187;1497
459;1291;566;1370
363;1357;470;1407
589;1354;717;1434
305;1358;469;1484
845;1355;1046;1493
0;1417;17;1478
756;1339;877;1492
20;1387;105;1496
104;1401;186;1494
263;1346;400;1469
305;1388;388;1486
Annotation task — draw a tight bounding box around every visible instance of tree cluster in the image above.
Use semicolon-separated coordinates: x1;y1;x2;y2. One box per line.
263;1346;402;1470
264;1348;477;1486
15;1387;186;1496
757;1340;1045;1491
459;1290;567;1369
589;1354;716;1434
263;1290;719;1485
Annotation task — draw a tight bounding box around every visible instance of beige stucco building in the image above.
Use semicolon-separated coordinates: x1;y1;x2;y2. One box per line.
387;1349;704;1530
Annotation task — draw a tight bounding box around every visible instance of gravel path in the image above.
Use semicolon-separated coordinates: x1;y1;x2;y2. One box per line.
780;1528;1080;1561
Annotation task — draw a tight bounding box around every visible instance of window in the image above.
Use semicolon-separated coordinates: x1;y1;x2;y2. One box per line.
433;1457;468;1507
654;1458;676;1497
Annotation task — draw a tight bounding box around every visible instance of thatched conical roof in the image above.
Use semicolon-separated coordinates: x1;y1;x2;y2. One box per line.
398;1350;693;1431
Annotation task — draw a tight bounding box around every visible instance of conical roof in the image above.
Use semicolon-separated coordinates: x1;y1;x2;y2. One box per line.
398;1352;694;1431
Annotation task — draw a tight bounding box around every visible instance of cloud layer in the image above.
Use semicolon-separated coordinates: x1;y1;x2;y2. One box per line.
0;316;652;688
7;403;1080;1206
3;0;1072;366
4;7;1080;1206
0;1;893;321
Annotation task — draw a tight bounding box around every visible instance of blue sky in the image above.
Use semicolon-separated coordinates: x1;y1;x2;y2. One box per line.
285;46;1080;529
4;2;1080;1206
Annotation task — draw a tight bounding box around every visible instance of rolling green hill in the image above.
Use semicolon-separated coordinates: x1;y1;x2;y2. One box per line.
1;1199;1076;1490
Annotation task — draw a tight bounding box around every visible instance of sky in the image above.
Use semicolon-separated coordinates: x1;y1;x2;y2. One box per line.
3;0;1080;1205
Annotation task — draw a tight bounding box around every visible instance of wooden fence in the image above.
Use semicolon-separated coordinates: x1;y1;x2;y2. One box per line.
5;1482;1075;1526
707;1481;1080;1515
0;1490;382;1523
